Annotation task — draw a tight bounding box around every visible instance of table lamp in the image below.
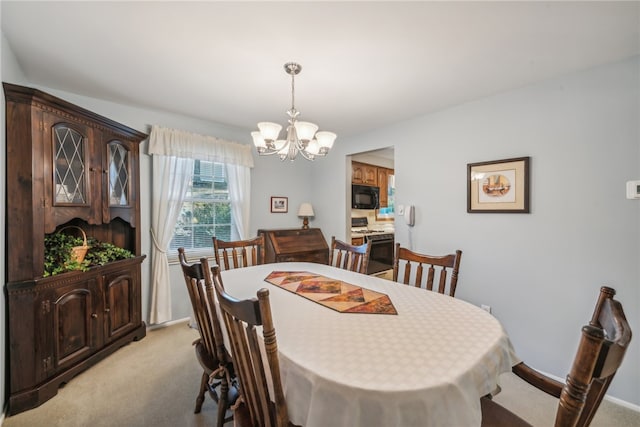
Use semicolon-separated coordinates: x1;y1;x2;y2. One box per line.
297;202;315;229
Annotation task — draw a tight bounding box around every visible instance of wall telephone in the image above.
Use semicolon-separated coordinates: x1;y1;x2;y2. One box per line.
404;205;415;226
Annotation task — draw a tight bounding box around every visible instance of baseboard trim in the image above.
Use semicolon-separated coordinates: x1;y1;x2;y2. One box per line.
146;317;191;331
539;369;640;413
605;395;640;413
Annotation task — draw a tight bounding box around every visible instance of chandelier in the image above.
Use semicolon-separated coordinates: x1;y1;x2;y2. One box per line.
251;62;336;161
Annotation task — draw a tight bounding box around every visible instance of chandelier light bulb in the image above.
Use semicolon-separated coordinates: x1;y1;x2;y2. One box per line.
252;62;336;161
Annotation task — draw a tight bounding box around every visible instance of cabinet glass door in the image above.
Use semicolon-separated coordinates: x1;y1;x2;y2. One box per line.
108;142;129;206
54;125;87;204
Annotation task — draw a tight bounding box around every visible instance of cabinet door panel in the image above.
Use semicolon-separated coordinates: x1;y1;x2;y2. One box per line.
352;163;365;184
351;161;378;186
102;136;138;225
52;282;98;370
363;165;377;186
378;169;388;208
103;269;137;341
43;113;100;230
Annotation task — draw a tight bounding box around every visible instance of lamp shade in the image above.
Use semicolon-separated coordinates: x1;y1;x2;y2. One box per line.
257;122;282;141
294;121;319;141
251;131;266;148
297;202;315;217
316;131;337;149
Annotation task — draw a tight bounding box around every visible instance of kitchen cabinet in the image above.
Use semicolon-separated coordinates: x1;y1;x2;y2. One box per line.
259;228;329;264
352;237;365;246
352;161;378;186
352;160;394;208
377;167;395;208
4;83;147;414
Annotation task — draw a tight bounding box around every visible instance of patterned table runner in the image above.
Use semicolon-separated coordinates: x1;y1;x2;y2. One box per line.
264;271;397;315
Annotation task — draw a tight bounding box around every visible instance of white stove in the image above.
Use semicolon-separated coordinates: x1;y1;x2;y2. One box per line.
351;228;390;236
351;217;394;239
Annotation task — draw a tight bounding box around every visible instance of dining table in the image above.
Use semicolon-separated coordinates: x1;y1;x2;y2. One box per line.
219;262;518;427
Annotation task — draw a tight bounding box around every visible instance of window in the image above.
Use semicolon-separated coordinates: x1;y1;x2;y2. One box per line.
169;160;233;254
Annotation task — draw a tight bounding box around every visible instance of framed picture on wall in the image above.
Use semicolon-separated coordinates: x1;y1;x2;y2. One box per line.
270;196;288;213
467;157;530;213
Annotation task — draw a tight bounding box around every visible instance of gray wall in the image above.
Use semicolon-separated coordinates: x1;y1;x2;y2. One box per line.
311;57;640;407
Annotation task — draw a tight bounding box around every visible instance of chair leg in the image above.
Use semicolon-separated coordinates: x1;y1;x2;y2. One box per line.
216;375;230;427
194;371;208;413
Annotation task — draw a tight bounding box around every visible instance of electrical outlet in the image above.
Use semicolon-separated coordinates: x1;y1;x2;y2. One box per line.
481;304;491;313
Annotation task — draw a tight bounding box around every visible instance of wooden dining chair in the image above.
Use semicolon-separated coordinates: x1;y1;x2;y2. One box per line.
213;236;265;271
211;265;291;427
178;248;236;427
481;286;632;427
329;236;372;274
392;243;462;297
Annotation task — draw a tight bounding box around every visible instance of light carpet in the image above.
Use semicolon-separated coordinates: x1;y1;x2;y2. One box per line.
3;320;638;427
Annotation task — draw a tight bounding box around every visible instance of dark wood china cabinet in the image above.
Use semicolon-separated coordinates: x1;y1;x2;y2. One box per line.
3;83;147;414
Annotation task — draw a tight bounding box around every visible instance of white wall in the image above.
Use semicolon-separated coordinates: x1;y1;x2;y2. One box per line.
312;57;640;407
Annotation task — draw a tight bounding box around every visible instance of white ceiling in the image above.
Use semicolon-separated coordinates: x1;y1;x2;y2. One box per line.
2;1;639;137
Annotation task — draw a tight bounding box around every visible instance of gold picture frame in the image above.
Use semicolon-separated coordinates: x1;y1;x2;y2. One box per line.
467;157;530;213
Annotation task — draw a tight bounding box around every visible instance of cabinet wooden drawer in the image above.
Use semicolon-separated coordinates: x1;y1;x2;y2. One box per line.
259;228;330;265
277;251;327;264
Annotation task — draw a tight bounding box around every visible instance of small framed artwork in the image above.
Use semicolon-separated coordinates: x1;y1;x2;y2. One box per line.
270;196;288;213
467;156;530;213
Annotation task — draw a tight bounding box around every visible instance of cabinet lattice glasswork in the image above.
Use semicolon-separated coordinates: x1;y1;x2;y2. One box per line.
109;142;130;206
54;125;87;204
3;83;147;415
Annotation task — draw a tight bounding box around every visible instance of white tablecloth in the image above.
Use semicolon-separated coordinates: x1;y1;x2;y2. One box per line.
220;262;517;427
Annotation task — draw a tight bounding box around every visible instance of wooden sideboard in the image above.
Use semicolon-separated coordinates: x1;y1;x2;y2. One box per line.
258;228;330;265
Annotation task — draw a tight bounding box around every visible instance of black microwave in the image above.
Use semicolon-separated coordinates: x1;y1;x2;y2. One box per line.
352;184;380;209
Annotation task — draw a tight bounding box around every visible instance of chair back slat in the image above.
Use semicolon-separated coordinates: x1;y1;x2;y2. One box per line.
426;265;434;291
213;236;265;271
403;260;412;284
438;268;447;294
336;251;344;269
212;267;290;427
393;243;463;297
415;264;423;288
329;236;371;274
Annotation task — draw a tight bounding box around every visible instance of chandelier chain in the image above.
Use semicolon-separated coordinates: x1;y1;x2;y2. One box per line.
290;66;296;113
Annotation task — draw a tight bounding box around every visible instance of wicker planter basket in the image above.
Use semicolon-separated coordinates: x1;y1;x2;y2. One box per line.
59;226;90;263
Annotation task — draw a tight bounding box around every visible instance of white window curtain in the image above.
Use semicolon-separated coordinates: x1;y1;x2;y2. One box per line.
226;163;251;240
148;125;254;324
